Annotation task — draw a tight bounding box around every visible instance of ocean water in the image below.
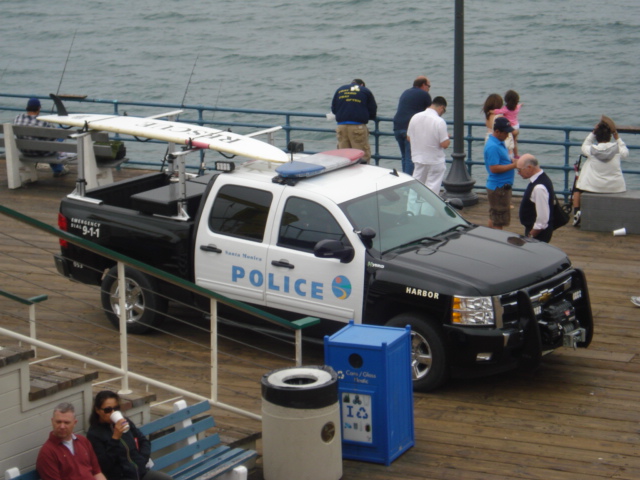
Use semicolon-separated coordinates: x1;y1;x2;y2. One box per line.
2;0;639;178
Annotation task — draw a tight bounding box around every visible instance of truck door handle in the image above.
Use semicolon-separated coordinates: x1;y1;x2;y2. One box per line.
271;260;294;269
200;244;222;253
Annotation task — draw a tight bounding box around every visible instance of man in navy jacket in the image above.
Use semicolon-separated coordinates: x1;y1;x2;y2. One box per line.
331;79;377;163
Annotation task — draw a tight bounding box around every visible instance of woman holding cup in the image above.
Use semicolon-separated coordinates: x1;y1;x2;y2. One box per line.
87;390;173;480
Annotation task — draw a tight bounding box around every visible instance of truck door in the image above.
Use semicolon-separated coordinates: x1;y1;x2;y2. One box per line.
194;183;279;305
265;193;366;323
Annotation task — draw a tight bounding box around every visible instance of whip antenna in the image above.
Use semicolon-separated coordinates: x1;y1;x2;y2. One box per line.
181;55;199;107
56;29;77;97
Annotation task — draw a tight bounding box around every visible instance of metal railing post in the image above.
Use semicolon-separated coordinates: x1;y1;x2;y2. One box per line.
210;298;218;403
117;261;132;394
295;330;302;367
29;303;37;356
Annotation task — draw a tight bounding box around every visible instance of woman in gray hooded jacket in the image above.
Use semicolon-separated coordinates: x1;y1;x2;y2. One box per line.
571;116;628;225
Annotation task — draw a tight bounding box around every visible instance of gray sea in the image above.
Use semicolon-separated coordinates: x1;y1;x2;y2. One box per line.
2;0;639;183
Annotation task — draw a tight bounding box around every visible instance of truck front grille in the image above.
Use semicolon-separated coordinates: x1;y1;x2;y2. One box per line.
497;273;574;329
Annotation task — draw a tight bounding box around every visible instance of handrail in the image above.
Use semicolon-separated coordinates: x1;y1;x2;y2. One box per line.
0;288;48;356
1;92;638;201
0;204;319;332
0;203;320;419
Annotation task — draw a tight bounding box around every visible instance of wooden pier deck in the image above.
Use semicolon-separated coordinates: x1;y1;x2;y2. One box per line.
0;161;638;480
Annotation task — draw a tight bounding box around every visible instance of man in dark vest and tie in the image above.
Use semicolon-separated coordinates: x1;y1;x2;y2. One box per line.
517;154;555;243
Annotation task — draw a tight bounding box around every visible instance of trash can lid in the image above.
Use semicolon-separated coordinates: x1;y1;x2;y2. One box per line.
262;365;338;409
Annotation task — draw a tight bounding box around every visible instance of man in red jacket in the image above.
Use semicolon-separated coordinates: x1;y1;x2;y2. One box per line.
36;402;107;480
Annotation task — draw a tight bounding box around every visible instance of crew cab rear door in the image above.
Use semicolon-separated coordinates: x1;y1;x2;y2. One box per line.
194;180;282;305
264;191;366;323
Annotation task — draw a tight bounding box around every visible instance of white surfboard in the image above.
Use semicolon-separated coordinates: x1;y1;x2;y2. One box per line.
37;113;289;163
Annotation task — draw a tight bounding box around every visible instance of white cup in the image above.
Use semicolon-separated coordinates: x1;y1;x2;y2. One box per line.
325;113;336;121
110;410;130;432
613;227;626;236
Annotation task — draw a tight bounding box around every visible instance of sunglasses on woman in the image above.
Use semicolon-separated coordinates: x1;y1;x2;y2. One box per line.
100;406;121;414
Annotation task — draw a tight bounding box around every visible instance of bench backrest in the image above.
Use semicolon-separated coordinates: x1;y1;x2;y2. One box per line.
0;124;112;157
138;400;222;472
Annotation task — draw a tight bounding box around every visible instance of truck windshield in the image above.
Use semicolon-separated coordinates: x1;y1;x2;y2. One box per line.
340;179;469;253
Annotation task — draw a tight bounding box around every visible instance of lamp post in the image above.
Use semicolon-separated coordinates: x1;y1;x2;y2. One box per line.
442;0;478;206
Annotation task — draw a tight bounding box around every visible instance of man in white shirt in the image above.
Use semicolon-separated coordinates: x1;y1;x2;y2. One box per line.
517;154;555;243
406;96;450;194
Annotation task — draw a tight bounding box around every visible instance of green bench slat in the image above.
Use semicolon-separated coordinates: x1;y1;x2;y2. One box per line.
139;400;212;436
169;448;257;480
151;433;223;471
148;417;216;452
8;471;40;480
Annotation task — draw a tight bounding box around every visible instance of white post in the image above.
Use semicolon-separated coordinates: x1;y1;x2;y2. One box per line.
210;298;218;403
29;303;37;357
295;330;302;366
117;261;132;394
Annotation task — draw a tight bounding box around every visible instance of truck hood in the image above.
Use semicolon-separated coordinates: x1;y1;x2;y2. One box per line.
380;225;571;296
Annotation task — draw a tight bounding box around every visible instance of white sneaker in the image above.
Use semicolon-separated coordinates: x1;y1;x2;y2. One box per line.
57;152;76;161
572;210;581;227
631;296;640;307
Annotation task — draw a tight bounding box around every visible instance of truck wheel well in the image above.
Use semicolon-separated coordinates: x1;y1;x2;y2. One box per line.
385;312;449;392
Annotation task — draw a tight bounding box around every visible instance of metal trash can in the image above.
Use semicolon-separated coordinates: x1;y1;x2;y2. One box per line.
261;365;342;480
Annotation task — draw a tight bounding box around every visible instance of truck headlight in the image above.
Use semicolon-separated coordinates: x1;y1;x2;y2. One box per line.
452;296;495;326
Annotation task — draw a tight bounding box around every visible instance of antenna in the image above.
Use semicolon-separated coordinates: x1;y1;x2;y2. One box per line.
55;29;78;98
181;55;199;108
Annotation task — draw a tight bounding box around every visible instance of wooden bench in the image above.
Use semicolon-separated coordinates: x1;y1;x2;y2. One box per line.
138;400;256;480
4;400;256;480
1;123;127;190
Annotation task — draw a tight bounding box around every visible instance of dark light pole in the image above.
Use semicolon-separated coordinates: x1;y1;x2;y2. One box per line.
442;0;478;206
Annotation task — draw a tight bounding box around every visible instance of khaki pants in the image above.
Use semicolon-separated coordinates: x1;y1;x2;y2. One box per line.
336;124;371;163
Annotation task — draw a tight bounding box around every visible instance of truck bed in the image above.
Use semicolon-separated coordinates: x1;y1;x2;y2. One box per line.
60;172;219;284
84;172;217;218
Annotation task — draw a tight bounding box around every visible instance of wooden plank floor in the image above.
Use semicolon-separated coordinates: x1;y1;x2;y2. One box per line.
0;160;639;479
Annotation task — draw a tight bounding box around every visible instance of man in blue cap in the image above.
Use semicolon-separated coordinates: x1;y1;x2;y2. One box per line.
13;97;69;177
484;116;517;229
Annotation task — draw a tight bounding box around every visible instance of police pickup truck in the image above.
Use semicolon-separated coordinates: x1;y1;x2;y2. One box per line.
54;149;593;391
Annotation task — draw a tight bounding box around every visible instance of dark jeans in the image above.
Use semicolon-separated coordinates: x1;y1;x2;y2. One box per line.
394;129;413;175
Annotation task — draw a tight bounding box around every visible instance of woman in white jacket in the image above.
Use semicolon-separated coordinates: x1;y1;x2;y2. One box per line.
572;117;628;226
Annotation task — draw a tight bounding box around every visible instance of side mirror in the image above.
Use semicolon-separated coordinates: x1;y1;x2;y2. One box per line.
314;239;355;263
357;227;377;249
445;198;464;210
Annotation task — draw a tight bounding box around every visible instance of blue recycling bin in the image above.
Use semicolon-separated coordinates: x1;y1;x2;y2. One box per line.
324;321;414;465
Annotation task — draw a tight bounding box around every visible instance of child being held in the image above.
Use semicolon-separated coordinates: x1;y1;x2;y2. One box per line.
493;90;522;158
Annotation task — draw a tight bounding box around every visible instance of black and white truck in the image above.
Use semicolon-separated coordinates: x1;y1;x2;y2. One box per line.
54;148;593;391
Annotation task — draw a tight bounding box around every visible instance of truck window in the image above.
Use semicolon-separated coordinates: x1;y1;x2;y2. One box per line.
278;197;349;252
341;180;467;253
208;185;273;242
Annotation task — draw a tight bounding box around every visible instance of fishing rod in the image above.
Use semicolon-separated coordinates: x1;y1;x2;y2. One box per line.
51;29;78;116
161;56;200;171
55;29;77;97
181;54;199;108
0;64;8;83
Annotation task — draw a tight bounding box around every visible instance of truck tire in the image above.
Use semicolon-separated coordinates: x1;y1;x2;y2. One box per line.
101;266;167;334
386;313;448;392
